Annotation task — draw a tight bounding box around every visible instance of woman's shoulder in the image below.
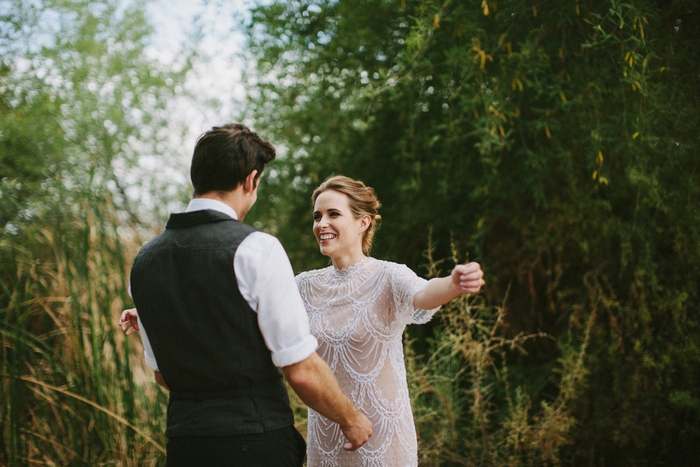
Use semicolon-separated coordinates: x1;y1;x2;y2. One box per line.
374;260;425;291
374;258;414;274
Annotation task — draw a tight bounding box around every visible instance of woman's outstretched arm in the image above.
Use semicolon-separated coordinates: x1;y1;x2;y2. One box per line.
413;262;485;310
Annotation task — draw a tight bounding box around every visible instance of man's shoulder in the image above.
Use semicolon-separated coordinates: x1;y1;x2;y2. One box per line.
236;231;290;268
134;230;167;255
241;230;282;251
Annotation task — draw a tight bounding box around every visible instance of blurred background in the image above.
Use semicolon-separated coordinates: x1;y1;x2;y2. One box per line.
1;0;698;465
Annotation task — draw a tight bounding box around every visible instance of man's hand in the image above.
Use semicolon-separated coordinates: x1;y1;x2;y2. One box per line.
118;308;140;335
340;411;373;451
282;353;372;450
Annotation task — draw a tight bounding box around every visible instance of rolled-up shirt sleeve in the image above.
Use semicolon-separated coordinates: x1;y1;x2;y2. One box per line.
235;231;318;367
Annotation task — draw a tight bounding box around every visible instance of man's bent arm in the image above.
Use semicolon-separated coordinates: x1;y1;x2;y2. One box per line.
282;352;372;450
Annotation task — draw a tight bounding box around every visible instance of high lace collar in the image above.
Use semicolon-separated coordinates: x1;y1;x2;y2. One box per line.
331;256;374;277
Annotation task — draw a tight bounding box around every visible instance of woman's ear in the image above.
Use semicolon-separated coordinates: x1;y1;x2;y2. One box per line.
359;215;371;233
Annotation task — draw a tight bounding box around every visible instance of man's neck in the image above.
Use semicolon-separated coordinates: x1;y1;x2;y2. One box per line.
194;170;258;222
196;189;247;220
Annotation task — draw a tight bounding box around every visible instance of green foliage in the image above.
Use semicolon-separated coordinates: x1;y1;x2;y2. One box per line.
0;0;192;464
0;0;190;233
2;0;698;463
245;0;700;463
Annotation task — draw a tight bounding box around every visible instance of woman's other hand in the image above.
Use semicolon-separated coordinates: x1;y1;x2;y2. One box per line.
118;308;140;335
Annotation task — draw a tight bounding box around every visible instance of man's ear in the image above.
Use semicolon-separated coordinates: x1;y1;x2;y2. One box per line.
243;170;259;193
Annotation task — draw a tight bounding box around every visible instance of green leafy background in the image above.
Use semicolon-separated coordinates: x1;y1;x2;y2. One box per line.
1;0;698;465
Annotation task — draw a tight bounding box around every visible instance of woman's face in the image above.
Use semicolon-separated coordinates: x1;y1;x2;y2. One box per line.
313;190;367;259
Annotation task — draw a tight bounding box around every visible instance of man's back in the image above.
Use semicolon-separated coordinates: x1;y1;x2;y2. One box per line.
130;209;294;438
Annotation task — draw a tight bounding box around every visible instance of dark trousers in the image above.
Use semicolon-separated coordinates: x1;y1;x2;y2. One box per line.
165;425;306;467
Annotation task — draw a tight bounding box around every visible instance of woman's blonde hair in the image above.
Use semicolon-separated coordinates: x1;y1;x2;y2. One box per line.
312;175;382;253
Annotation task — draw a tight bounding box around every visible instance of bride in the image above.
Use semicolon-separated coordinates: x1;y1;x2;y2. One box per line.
297;175;484;466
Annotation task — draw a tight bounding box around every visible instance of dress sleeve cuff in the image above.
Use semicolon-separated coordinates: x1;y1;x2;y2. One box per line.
411;305;441;324
271;335;319;368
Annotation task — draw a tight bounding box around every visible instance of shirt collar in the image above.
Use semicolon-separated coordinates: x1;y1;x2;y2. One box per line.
186;198;239;220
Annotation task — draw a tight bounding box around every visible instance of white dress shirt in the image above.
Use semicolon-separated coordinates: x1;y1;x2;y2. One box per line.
137;198;318;370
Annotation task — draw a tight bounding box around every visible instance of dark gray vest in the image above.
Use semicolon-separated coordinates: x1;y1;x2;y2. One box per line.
130;209;294;437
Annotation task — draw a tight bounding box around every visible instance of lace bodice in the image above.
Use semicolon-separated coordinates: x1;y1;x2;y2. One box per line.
296;257;439;467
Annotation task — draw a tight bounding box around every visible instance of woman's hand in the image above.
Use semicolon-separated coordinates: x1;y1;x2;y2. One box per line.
119;308;140;335
451;262;485;294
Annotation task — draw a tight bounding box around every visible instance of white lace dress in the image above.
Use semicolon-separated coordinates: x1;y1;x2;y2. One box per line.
295;257;440;467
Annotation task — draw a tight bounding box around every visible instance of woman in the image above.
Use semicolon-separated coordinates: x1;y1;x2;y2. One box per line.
296;175;484;467
120;175;485;466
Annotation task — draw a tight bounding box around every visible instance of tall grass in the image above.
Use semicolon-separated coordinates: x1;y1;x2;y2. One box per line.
0;194;167;466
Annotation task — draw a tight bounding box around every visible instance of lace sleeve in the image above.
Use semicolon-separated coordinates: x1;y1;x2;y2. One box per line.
388;262;440;325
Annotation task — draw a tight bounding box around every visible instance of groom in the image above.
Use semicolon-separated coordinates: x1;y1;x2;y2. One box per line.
128;124;372;467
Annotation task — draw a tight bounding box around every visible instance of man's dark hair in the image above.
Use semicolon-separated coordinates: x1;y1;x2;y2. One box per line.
190;123;276;196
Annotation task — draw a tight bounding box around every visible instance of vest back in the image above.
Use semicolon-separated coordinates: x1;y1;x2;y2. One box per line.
130;209;293;436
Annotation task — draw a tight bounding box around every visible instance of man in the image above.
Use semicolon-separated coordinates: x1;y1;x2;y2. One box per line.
123;124;372;466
